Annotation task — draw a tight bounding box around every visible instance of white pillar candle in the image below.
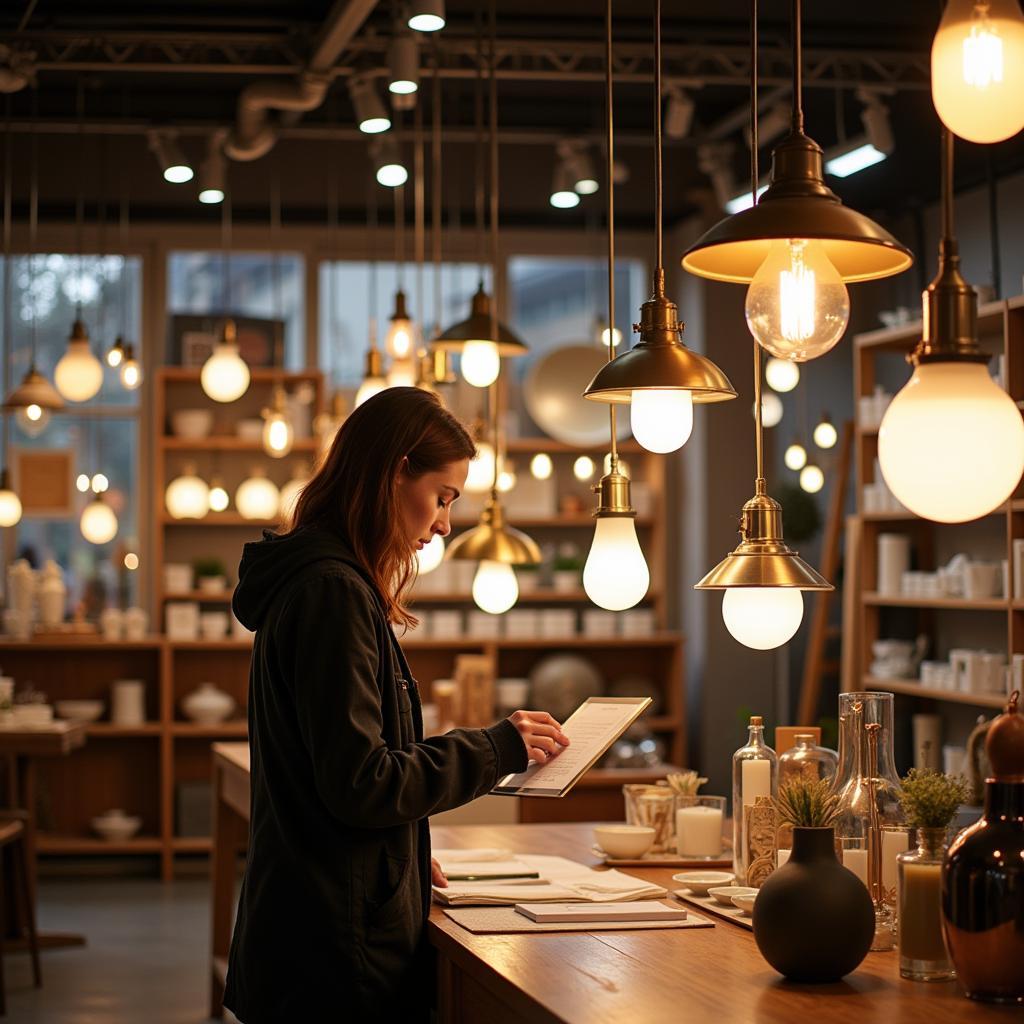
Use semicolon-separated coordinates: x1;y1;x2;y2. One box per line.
882;829;912;904
741;759;771;806
777;848;791;868
843;848;869;887
676;806;724;858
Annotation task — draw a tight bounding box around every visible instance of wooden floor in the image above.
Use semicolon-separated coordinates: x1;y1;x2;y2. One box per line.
5;878;233;1024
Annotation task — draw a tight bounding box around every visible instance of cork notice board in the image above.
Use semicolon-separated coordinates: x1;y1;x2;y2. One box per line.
13;448;74;516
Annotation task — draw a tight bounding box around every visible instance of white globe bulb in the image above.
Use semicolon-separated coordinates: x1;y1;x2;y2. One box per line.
376;163;409;188
466;442;496;493
879;361;1024;522
722;587;804;650
530;453;553;480
931;0;1024;144
262;413;294;458
573;455;595;481
120;359;142;391
800;464;825;493
236;473;281;521
208;484;230;513
461;340;501;388
80;498;118;545
583;517;650;610
416;534;445;574
16;404;49;437
278;476;306;521
355;376;387;407
472;560;519;615
165;472;210;519
765;357;800;393
784;443;808;471
54;340;103;402
386;318;415;360
813;420;838;449
0;488;22;527
754;392;784;428
201;343;251;403
631;389;694;453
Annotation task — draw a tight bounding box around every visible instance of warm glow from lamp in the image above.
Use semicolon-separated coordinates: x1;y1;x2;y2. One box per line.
813;419;838;449
461;340;501;388
236;470;281;521
754;393;784;428
208;481;230;513
530;453;553;480
878;361;1024;522
355;376;388;407
583;517;650;610
201;341;250;403
466;442;496;493
0;487;22;527
784;443;808;471
54;337;103;402
16;404;49;437
472;560;519;614
119;347;142;390
630;389;694;453
262;411;294;459
722;587;804;650
416;533;445;574
80;496;118;544
765;357;800;393
573;455;596;481
165;469;210;520
800;464;825;493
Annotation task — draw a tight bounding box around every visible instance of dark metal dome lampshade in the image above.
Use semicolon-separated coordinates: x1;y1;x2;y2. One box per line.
434;283;528;358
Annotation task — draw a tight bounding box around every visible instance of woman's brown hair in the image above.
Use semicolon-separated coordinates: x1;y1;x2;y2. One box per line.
288;387;475;629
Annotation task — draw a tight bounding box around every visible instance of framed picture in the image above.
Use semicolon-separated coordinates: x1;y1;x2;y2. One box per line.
11;448;75;517
168;314;284;368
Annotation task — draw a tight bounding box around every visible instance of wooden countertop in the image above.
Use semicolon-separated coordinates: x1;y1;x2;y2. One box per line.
428;822;1016;1024
0;720;87;756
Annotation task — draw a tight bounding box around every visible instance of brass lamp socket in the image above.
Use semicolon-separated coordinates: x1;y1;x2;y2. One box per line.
364;346;385;378
634;269;684;350
69;319;90;344
221;318;237;346
390;289;410;322
592;469;636;519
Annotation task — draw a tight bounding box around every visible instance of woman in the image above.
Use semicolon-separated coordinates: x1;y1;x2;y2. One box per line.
224;387;569;1022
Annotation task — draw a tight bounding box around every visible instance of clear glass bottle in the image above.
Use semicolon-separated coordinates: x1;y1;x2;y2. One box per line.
778;733;839;785
732;715;778;884
898;827;954;981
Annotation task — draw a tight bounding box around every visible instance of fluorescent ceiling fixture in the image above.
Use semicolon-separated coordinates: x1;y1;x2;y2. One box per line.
825;142;887;178
725;184;768;215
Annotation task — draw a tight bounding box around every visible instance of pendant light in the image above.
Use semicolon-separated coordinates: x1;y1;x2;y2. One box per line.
694;0;832;651
879;129;1024;523
261;386;294;458
112;182;139;385
236;467;280;521
384;185;419;366
408;0;445;33
260;181;294;458
583;0;736;453
427;57;456;387
582;0;650;613
529;452;553;480
207;475;229;513
106;336;124;368
0;120;21;527
784;440;807;471
765;356;799;393
119;344;141;390
682;0;912;365
812;412;837;449
55;83;103;404
435;11;527;389
931;0;1024;144
201;193;250;403
165;463;210;519
445;1;541;615
80;425;118;544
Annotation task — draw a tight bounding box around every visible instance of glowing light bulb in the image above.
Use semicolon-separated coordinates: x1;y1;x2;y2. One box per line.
355;376;387;407
91;473;109;493
236;471;280;521
461;340;501;388
208;480;230;513
722;587;804;650
472;560;519;614
745;239;850;362
119;353;141;391
598;323;623;348
386;359;417;388
800;464;825;493
386;318;414;360
530;453;553;480
416;534;445;574
753;392;784;428
0;487;22;527
15;404;49;437
76;473;91;493
106;341;124;368
124;552;140;570
165;470;210;519
630;390;694;453
262;412;294;458
497;467;516;493
80;497;118;544
784;443;808;471
813;419;838;449
932;0;1024;143
765;357;800;393
201;342;250;403
573;455;596;481
583;517;650;610
466;442;496;493
55;337;104;402
879;361;1024;522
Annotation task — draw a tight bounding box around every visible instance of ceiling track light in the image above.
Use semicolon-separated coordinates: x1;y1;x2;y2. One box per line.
198;135;227;204
147;129;193;184
664;84;696;141
372;135;408;187
349;75;392;135
549;160;580;209
557;140;599;196
388;31;420;100
408;0;445;33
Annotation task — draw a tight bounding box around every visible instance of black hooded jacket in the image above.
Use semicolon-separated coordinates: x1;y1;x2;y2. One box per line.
222;524;528;1023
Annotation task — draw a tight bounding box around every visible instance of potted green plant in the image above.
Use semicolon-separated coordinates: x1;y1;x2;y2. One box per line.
193;557;228;594
752;777;874;983
550;544;583;593
896;768;970;982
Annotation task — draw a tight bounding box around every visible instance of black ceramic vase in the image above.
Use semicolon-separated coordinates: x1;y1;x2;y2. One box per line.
752;826;874;983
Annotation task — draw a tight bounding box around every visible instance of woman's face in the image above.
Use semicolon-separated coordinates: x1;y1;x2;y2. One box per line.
396;459;469;552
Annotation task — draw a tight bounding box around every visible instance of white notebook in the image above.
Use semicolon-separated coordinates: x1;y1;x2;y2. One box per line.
514;900;688;924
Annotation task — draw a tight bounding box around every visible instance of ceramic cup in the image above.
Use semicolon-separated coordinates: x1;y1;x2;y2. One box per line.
964;562;1001;600
100;607;124;641
123;607;148;640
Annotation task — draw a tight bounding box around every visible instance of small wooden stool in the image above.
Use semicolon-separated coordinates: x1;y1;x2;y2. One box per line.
0;812;40;1016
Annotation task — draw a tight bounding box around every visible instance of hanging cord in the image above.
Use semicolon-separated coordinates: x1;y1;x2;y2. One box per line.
653;0;663;283
431;39;443;338
940;127;954;252
986;150;1000;299
29;109;39;369
752;0;765;489
325;140;338;385
474;7;486;288
394;184;406;291
368;165;379;349
604;0;618;465
119;140;130;342
791;0;803;133
488;0;501;491
75;78;85;322
2;98;12;464
271;171;283;367
414;99;425;330
221;188;232;316
96;134;108;343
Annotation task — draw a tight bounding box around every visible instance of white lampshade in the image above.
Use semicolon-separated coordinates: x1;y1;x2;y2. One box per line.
80;496;118;545
466;442;496;493
461;340;501;388
0;486;22;527
722;587;804;650
630;389;694;453
472;560;518;614
879;361;1024;522
54;337;103;403
166;469;210;520
200;342;250;403
583;517;650;610
236;470;281;521
416;533;445;574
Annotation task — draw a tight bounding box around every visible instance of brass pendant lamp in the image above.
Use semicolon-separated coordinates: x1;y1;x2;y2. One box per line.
694;0;832;652
682;0;912;286
583;0;736;455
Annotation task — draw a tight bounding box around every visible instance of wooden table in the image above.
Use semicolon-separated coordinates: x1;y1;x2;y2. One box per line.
209;746;1015;1022
0;721;87;950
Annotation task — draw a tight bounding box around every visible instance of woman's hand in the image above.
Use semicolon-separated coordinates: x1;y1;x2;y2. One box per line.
431;857;448;888
507;710;570;763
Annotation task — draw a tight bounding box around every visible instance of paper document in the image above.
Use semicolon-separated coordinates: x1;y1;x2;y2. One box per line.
514;900;687;923
491;696;651;798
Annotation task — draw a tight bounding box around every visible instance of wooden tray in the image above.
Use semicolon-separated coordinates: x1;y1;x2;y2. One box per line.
444;903;715;934
673;890;753;931
592;845;733;869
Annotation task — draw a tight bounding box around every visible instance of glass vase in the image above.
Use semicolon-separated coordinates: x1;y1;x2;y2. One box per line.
732;715;777;885
898;827;954;981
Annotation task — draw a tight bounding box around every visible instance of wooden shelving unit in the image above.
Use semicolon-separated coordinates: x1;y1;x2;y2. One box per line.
848;296;1024;733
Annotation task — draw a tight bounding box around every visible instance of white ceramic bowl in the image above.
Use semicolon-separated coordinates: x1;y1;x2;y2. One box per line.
593;825;656;859
731;891;758;915
55;699;104;723
170;408;214;440
91;812;142;842
672;870;735;897
708;885;759;907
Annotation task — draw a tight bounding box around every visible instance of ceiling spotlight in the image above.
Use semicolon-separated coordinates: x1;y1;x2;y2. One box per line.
697;141;737;211
664;85;696;140
558;141;598;195
198;137;226;204
373;136;408;188
147;130;193;184
825;90;894;179
549;162;580;209
408;0;445;32
388;32;420;96
349;75;392;134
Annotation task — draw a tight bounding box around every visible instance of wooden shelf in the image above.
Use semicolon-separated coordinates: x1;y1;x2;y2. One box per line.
85;724;163;738
160;368;322;384
168;640;252;651
403;634;676;649
37;834;164;855
859;677;1008;709
160;513;278;527
503;437;646;455
409;589;659;604
161;590;233;603
173;837;213;853
0;636;164;650
161;436;319;452
172;722;248;737
862;592;1008;611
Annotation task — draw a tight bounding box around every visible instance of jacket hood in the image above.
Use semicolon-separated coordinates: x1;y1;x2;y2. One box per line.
232;525;375;631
